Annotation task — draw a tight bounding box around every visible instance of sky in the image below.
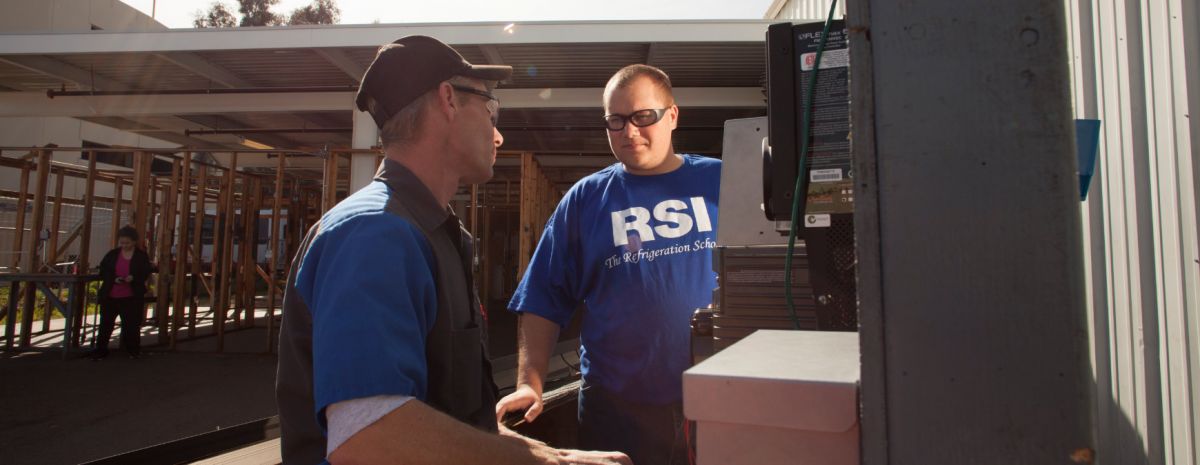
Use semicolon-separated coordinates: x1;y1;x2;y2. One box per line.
122;0;777;28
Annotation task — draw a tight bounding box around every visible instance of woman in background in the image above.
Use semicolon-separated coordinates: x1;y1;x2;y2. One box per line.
91;225;152;360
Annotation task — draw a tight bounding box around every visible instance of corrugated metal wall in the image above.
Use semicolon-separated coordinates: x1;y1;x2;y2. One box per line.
772;0;1199;463
1067;0;1199;463
765;0;845;21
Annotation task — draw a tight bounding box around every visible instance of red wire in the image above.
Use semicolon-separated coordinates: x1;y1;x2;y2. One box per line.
685;419;696;465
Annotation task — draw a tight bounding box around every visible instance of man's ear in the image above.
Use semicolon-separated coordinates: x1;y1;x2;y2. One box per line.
668;104;679;130
433;82;459;121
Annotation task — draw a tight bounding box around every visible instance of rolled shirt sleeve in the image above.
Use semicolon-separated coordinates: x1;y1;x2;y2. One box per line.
325;394;413;457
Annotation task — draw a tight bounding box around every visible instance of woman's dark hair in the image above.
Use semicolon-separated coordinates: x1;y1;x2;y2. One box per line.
117;225;139;243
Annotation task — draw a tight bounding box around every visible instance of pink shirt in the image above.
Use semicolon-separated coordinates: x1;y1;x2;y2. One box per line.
110;253;133;298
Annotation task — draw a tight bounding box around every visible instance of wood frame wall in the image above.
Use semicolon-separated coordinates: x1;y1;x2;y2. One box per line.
1;147;567;354
0;147;318;353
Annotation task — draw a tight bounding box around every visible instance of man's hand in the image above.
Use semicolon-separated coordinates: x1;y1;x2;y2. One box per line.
498;424;546;447
551;449;633;465
498;421;631;465
330;399;630;465
499;424;631;465
496;384;544;423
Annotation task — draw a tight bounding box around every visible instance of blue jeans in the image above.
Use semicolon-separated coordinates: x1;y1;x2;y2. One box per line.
577;383;688;465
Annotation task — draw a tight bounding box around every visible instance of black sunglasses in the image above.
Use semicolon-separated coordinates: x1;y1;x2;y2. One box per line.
603;108;669;131
451;85;500;126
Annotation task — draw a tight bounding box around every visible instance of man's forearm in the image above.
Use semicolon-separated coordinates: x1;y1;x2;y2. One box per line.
329;400;559;465
516;313;563;392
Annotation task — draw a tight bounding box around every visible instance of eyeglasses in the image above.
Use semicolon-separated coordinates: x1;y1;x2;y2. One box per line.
451;85;500;126
603;108;669;131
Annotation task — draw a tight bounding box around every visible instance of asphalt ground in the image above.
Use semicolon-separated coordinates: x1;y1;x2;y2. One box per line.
0;328;278;465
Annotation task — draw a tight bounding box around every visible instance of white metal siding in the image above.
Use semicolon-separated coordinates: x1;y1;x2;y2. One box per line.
1056;0;1195;463
766;0;846;21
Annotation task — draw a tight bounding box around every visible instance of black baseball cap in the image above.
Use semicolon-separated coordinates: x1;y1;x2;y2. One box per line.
355;35;513;128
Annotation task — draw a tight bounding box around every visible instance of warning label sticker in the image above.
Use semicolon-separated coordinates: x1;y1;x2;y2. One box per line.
800;48;849;71
810;168;843;182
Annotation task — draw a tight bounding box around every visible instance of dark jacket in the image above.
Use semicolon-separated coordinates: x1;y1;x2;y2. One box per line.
98;247;152;304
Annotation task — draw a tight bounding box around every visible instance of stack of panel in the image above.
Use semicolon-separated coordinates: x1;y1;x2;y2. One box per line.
710;245;819;351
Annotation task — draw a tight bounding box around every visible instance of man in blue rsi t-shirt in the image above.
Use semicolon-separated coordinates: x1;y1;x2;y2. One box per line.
500;64;721;465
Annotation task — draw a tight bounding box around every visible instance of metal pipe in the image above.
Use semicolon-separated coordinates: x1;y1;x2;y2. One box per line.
1;147;324;176
495;125;724;131
45;85;359;99
185;128;353;136
0;146;373;155
184;126;725;136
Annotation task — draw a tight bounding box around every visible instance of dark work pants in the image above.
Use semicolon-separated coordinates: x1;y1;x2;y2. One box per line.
95;297;144;356
578;383;688;465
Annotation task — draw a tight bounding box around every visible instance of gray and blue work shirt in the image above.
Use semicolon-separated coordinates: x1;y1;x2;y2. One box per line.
276;159;496;464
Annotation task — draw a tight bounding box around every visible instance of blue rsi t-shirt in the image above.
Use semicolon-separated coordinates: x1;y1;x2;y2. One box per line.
293;181;438;431
509;154;721;404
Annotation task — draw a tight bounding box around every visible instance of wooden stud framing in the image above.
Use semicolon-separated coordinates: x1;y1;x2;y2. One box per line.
10;163;30;270
0;146;399;352
248;178;261;326
131;151;152;250
239;178;261;328
216;154;238;352
74;152;97;347
285;178;303;270
516;153;559;281
5;163;30;350
232;180;246;327
518;153;534;279
247;176;258;326
211;168;226;346
239;178;255;326
154;160;179;345
321;153;332;212
46;170;65;265
267;154;285;353
321;152;340;213
41;169;65;332
171;153;191;349
110;180;123;248
214;167;228;335
19;150;51;347
146;183;157;255
235;180;246;327
188;164;208;338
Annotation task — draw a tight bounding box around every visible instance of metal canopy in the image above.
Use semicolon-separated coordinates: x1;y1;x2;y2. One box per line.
0;20;770;157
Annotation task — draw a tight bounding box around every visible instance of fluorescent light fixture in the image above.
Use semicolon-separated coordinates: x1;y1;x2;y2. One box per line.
240;137;274;150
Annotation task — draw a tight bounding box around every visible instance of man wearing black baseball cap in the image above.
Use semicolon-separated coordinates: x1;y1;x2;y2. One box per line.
277;36;632;465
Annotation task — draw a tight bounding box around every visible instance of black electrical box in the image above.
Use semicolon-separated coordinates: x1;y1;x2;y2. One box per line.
763;20;852;222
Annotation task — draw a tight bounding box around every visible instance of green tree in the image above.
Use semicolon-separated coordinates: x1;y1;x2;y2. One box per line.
193;2;237;28
238;0;283;27
287;0;341;25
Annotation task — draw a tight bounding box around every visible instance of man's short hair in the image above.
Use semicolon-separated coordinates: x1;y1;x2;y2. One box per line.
604;64;675;108
379;92;433;149
379;76;487;148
